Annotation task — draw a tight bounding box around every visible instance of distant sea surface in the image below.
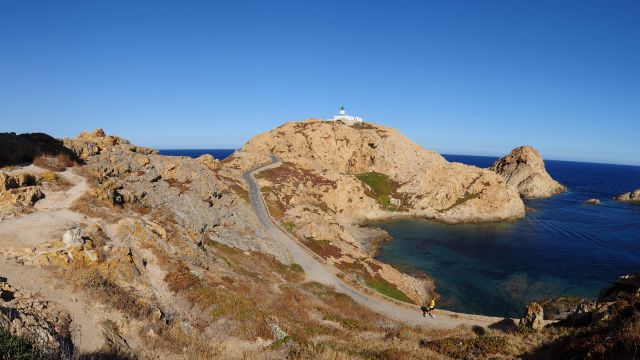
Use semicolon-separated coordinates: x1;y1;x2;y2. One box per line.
372;155;640;317
159;149;235;160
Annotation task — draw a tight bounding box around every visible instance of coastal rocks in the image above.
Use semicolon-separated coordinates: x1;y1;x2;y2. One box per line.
0;278;73;355
519;302;545;330
540;296;588;320
584;198;600;205
597;273;640;303
490;146;565;199
613;189;640;204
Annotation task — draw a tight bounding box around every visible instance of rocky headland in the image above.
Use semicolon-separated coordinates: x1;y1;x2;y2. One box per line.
489;146;565;198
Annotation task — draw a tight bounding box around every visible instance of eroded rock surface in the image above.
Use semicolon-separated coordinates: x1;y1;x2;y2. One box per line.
0;278;72;355
490;146;565;199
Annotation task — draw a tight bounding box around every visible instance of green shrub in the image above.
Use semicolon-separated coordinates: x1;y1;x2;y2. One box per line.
364;279;412;303
356;172;396;210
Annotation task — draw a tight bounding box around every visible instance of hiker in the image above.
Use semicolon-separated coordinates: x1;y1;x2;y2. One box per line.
421;298;436;318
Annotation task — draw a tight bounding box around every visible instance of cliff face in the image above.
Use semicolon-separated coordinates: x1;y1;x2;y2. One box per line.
239;119;525;224
490;146;565;199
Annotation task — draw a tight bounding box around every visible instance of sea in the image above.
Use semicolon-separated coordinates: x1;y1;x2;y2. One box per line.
373;155;640;317
159;149;235;160
159;149;640;318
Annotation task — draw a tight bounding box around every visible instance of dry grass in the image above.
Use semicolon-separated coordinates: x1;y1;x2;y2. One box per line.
302;239;343;259
70;191;124;223
33;153;76;171
64;263;156;320
37;171;73;191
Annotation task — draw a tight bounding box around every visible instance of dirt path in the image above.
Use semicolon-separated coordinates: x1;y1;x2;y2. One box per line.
0;168;89;249
244;155;514;329
0;166;115;353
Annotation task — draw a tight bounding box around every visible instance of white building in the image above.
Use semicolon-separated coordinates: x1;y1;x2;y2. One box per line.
329;106;364;125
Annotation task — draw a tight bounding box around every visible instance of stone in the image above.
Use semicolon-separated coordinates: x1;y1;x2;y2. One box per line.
62;228;83;248
584;198;600;205
519;302;545;330
613;189;640;204
490;146;565;199
84;250;98;262
0;173;19;191
196;154;220;171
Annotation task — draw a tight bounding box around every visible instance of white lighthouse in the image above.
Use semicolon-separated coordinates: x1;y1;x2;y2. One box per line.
330;106;363;125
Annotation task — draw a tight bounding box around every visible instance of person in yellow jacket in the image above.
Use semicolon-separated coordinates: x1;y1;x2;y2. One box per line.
421;298;436;318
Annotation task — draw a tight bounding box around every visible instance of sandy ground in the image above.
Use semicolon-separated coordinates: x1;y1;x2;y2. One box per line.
0;167;90;249
244;155;516;330
0;166;112;354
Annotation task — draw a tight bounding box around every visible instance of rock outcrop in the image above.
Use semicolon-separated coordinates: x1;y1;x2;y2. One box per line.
490;146;565;198
519;302;545;330
584;198;600;205
613;189;640;204
0;132;79;167
0;172;45;219
0;278;72;355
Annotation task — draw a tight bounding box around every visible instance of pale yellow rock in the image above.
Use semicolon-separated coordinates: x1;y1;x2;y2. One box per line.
490;146;565;199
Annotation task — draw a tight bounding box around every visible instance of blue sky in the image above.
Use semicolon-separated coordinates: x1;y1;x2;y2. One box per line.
1;1;639;165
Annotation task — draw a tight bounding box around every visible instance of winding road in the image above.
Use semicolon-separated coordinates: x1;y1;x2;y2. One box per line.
243;154;512;329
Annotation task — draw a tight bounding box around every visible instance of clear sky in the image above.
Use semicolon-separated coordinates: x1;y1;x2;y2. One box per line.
1;1;639;165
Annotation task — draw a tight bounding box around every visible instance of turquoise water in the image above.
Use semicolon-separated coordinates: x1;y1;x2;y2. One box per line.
373;155;640;317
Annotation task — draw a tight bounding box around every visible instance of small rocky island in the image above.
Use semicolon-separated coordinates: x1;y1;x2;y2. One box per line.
489;146;566;198
614;189;640;204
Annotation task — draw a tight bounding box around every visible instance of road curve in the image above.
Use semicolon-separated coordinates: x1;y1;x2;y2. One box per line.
243;154;510;329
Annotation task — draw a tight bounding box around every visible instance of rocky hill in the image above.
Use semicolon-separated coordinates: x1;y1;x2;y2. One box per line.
490;146;565;198
235;119;525;224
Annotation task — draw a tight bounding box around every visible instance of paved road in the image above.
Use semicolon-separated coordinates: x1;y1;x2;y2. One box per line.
243;154;511;329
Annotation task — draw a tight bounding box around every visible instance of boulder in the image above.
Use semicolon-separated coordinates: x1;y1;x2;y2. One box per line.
0;173;19;191
196;154;220;171
584;198;600;205
613;189;640;204
62;228;83;248
519;302;545;330
490;146;565;199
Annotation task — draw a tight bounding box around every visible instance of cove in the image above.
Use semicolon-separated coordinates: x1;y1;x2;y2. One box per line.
373;155;640;318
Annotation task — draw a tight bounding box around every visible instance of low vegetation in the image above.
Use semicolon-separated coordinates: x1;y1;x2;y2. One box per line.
0;328;55;360
33;153;76;172
356;172;398;210
365;279;413;303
